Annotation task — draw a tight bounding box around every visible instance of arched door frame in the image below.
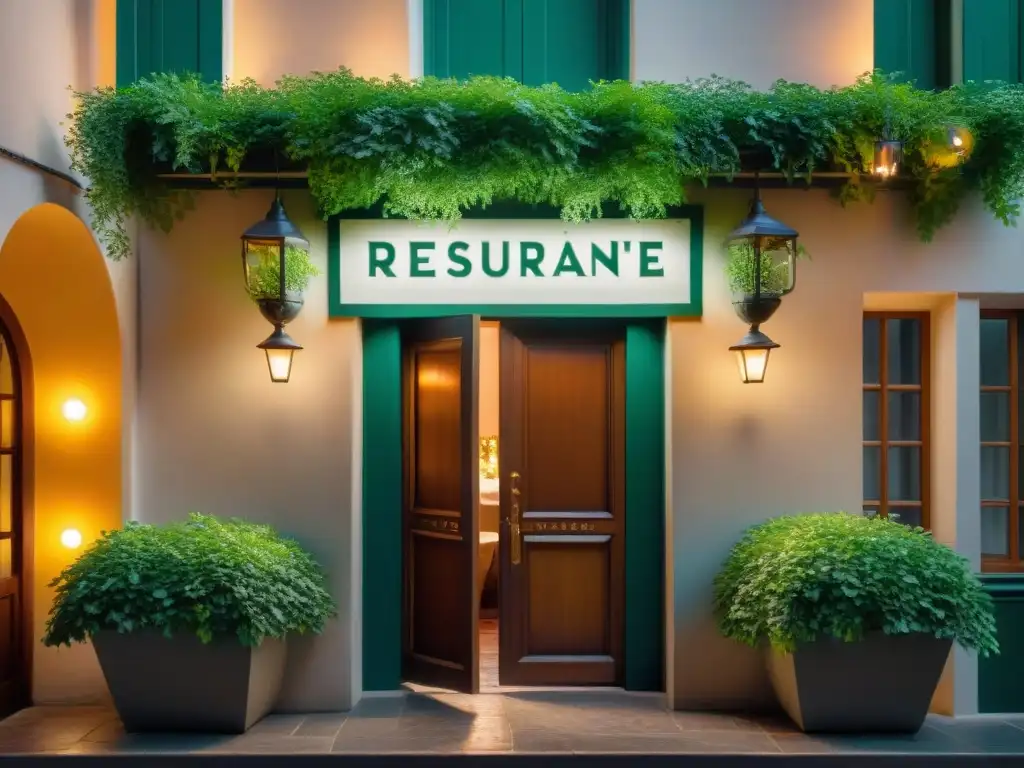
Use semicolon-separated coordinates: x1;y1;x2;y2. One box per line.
0;291;33;712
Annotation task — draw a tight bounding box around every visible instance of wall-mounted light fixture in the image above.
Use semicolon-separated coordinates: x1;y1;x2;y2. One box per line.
60;528;83;549
241;195;309;384
729;326;780;385
725;182;799;384
873;138;903;179
61;398;87;422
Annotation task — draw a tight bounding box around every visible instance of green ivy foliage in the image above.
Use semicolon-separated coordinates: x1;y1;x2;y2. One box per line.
66;69;1024;261
42;513;337;647
713;513;998;656
245;245;320;302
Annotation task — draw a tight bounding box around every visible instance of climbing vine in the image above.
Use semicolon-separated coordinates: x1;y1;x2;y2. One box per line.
65;68;1024;261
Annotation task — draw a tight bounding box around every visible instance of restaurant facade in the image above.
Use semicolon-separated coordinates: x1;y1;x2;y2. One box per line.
2;0;1024;723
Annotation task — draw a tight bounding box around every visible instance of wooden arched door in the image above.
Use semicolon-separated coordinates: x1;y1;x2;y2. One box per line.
0;324;26;716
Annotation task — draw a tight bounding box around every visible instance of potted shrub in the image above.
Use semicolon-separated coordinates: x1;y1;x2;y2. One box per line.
245;244;320;326
43;513;336;734
714;513;997;734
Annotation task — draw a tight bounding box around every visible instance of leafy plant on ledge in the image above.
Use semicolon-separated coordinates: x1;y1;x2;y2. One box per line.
245;245;320;302
65;68;1024;261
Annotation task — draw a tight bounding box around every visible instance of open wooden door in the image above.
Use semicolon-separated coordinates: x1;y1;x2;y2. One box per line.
401;316;481;692
499;321;626;686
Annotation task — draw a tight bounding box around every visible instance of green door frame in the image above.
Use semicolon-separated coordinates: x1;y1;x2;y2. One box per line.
345;205;703;692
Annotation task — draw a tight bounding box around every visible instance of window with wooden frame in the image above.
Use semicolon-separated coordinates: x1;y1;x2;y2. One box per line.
863;313;930;528
979;311;1024;571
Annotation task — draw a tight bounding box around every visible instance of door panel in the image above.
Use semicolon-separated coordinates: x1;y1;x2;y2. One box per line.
499;323;625;686
402;316;480;692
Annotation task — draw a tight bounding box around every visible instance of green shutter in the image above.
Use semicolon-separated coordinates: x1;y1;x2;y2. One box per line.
424;0;629;87
963;0;1023;82
116;0;223;87
874;0;945;89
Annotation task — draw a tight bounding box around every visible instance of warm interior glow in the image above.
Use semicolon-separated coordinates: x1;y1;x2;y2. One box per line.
952;135;964;147
265;348;295;383
61;398;87;422
60;528;83;549
874;163;898;178
735;347;771;384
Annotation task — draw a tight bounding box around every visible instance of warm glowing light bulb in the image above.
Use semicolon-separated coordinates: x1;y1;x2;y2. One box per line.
60;528;83;549
62;399;87;422
953;135;964;147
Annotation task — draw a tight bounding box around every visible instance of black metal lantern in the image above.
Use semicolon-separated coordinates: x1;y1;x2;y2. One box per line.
725;188;798;384
729;326;780;385
873;139;903;179
726;188;798;326
257;326;302;384
241;196;309;383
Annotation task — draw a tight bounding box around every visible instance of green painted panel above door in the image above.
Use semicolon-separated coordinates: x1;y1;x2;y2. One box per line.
424;0;629;87
962;0;1024;83
116;0;223;87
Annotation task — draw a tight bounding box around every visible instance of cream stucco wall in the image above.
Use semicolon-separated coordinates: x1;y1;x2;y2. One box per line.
668;188;1019;714
133;191;362;711
0;0;129;706
230;0;411;84
633;0;873;87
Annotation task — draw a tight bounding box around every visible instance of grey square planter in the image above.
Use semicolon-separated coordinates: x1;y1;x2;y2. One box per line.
92;630;286;734
766;632;952;734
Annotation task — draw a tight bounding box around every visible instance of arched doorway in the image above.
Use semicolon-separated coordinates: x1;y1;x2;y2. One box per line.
0;320;25;717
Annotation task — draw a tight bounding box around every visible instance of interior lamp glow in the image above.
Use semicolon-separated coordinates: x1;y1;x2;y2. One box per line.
730;326;780;384
61;398;87;422
873;139;903;179
257;326;302;384
60;528;83;549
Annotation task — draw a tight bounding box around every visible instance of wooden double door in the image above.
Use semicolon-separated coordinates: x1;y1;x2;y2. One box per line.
401;317;625;692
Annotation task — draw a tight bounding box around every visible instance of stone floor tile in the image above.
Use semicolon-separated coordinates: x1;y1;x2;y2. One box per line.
204;735;336;754
246;713;305;735
673;711;766;732
348;696;406;719
291;712;347;738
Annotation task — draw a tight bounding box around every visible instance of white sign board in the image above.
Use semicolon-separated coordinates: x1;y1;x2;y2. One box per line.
330;217;696;316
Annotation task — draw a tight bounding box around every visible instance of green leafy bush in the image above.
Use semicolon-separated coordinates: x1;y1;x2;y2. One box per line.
246;245;320;302
43;513;337;647
66;69;1024;261
713;513;998;655
725;242;808;296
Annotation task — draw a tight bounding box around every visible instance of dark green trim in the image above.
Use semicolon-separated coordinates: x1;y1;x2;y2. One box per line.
873;0;947;89
360;316;666;691
423;0;630;84
962;0;1023;84
327;204;703;319
115;0;223;87
624;320;665;691
979;574;1024;713
360;320;404;691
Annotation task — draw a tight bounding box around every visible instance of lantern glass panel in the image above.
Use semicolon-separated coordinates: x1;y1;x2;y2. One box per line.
727;236;796;302
243;240;287;299
265;347;296;383
873;141;902;179
735;347;771;384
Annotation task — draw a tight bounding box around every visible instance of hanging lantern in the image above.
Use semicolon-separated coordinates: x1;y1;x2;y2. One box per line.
729;326;780;385
724;187;799;384
873;139;903;179
241;196;310;383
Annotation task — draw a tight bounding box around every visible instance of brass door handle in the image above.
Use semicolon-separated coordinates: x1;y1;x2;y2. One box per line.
510;471;522;565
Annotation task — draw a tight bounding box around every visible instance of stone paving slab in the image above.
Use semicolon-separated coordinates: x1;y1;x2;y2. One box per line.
0;691;1023;764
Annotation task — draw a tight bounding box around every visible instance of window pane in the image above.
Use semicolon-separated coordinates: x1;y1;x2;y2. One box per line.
888;446;921;501
888;391;920;441
982;446;1011;499
981;318;1011;386
0;539;11;579
0;340;11;397
0;455;10;533
0;400;11;451
887;318;921;385
982;507;1010;556
863;318;881;384
889;506;922;527
863;391;880;441
982;392;1011;442
864;446;881;501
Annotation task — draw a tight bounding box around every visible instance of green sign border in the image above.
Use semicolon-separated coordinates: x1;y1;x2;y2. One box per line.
327;204;704;318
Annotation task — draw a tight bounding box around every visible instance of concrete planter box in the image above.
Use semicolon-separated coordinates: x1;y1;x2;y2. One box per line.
766;632;951;733
92;630;287;734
